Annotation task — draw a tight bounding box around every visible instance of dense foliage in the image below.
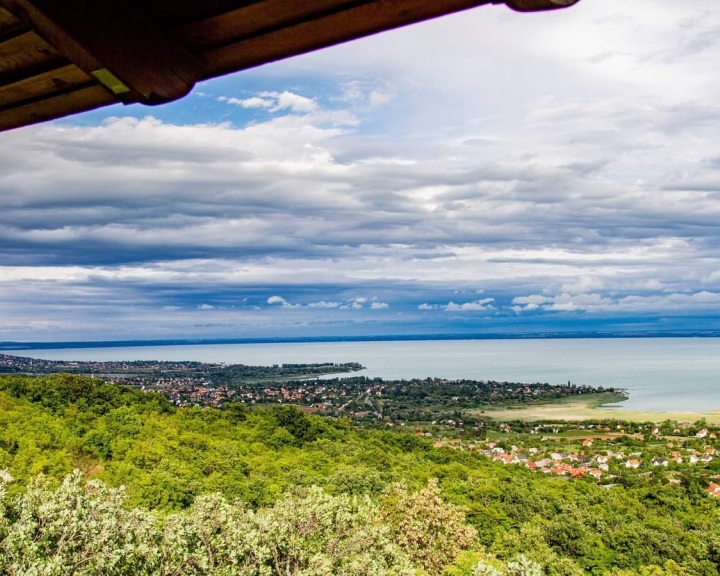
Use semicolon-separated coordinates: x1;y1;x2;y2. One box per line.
0;374;719;575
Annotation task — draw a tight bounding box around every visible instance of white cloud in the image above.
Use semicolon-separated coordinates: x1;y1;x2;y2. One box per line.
266;91;318;113
511;290;720;315
444;298;496;312
561;275;605;294
307;301;342;309
511;295;553;312
218;91;317;114
267;295;299;308
368;91;394;106
218;96;274;109
419;299;495;312
197;304;216;310
370;302;389;309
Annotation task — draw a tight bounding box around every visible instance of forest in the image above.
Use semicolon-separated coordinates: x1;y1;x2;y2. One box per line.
0;373;719;575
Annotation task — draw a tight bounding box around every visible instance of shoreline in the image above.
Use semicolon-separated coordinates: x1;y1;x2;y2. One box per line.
480;394;720;423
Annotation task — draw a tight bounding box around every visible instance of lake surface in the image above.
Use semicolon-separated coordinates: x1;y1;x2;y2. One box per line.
11;338;720;413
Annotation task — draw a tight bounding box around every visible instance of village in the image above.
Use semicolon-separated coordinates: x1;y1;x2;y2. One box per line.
429;421;720;498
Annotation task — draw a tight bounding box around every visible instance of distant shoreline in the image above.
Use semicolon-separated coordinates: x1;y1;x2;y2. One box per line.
4;331;720;351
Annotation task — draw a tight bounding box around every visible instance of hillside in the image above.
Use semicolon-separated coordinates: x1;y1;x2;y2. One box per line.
0;374;719;575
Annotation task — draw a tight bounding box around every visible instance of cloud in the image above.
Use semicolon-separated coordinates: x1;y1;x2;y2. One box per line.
444;299;496;312
5;0;720;340
219;96;274;109
511;295;552;313
220;91;318;114
307;301;342;309
267;295;300;308
510;290;720;316
418;299;495;312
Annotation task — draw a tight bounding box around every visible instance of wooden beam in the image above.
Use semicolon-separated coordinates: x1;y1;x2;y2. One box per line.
180;0;371;51
0;83;115;132
0;0;206;104
505;0;579;12
202;0;495;79
0;63;90;108
0;6;22;38
0;30;62;79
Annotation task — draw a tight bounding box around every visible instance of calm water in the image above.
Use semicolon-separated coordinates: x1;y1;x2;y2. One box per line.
10;338;720;413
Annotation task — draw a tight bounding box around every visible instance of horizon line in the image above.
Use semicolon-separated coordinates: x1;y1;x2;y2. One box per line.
3;329;720;351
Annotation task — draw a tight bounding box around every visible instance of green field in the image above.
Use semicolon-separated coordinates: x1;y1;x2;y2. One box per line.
476;392;720;423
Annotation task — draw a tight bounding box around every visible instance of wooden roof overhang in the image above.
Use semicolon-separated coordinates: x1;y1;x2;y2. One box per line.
0;0;579;133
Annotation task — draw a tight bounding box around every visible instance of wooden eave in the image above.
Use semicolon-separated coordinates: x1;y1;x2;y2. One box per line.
0;0;579;133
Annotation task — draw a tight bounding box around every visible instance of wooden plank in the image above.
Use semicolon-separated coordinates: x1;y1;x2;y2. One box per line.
0;63;90;107
1;0;205;104
202;0;494;78
179;0;367;51
0;6;22;36
0;30;61;78
0;83;116;132
139;0;262;28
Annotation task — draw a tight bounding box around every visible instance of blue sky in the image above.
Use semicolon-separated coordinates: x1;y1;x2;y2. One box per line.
3;0;720;342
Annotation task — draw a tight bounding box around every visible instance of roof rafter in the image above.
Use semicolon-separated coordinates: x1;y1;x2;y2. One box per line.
1;0;205;104
0;0;580;132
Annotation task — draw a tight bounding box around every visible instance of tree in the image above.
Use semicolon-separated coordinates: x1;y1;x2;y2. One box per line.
379;479;477;575
0;470;159;575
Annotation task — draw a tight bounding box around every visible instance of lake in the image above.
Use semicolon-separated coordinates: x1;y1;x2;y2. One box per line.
10;338;720;413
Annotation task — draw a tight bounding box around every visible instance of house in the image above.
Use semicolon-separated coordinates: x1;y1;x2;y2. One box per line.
625;459;641;469
599;463;610;472
652;459;669;467
708;483;720;497
701;455;714;463
697;429;708;439
582;438;593;447
596;455;609;464
588;469;603;479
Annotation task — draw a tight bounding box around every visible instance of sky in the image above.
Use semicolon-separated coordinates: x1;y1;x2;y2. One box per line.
3;0;720;342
